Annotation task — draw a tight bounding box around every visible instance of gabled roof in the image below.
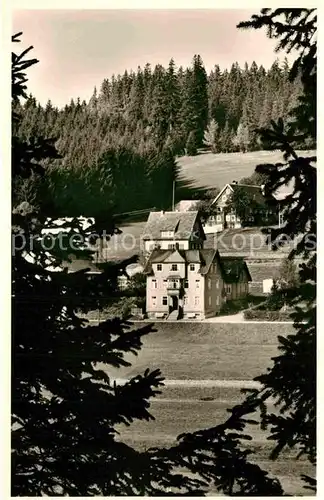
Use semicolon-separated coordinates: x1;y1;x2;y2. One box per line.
143;248;252;283
163;250;186;263
142;211;205;241
211;183;234;205
211;183;276;206
220;256;252;283
143;248;221;276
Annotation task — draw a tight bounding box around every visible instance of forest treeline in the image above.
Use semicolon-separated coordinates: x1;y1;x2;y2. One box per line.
13;55;313;217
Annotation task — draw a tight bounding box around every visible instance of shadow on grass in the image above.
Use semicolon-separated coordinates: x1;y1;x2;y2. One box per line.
114;175;210;226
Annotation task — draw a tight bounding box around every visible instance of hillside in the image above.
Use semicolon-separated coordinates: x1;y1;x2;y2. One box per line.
176;150;316;197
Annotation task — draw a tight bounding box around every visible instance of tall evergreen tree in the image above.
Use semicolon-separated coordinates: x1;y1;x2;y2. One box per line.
233;121;250;153
191;54;209;147
203;118;220;153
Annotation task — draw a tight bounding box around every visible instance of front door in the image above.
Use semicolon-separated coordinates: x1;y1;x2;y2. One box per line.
171;295;178;312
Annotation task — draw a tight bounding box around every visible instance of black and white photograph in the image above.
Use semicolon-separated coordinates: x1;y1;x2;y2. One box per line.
9;5;316;496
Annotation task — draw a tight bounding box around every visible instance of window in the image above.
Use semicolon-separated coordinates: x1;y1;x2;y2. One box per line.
225;284;232;293
168;244;176;250
216;296;220;306
208;296;212;306
162;296;168;306
190;264;195;271
170;279;178;289
222;194;227;202
163;279;167;288
184;279;189;289
225;214;231;222
161;230;174;238
152;296;157;307
216;279;219;289
216;215;222;222
208;279;211;290
184;296;188;305
194;296;199;305
196;280;200;289
152;279;157;289
157;264;162;271
231;214;236;221
171;264;178;271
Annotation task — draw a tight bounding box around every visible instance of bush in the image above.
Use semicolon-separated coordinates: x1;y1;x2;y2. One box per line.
244;309;293;321
220;295;266;316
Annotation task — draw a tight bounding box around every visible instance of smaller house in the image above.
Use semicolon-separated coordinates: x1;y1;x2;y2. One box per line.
203;183;278;234
220;256;252;301
141;210;206;254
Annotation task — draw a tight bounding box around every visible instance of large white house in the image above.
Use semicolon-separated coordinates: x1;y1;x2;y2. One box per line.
142;210;251;320
143;247;251;320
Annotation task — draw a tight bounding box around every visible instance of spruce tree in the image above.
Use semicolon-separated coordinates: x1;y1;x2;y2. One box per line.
191;54;209;147
233;121;250;153
185;130;198;156
203;118;220;153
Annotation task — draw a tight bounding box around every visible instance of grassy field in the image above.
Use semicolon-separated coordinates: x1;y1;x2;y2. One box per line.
176;149;315;194
103;322;292;381
96;321;314;496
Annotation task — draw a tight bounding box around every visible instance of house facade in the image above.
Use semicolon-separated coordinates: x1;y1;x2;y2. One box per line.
203;183;278;234
144;247;251;320
141;210;205;254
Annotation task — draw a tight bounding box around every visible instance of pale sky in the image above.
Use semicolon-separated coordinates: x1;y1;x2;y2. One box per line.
12;9;289;108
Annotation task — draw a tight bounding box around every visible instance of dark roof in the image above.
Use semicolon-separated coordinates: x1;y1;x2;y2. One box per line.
220;256;252;283
143;248;220;275
230;184;276;204
213;183;276;207
142;211;205;240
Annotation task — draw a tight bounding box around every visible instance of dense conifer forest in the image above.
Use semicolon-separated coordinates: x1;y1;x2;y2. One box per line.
14;55;313;217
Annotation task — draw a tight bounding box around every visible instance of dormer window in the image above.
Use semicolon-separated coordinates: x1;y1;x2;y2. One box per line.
161;230;174;238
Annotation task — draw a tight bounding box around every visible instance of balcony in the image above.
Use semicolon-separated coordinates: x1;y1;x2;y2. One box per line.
166;277;181;292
